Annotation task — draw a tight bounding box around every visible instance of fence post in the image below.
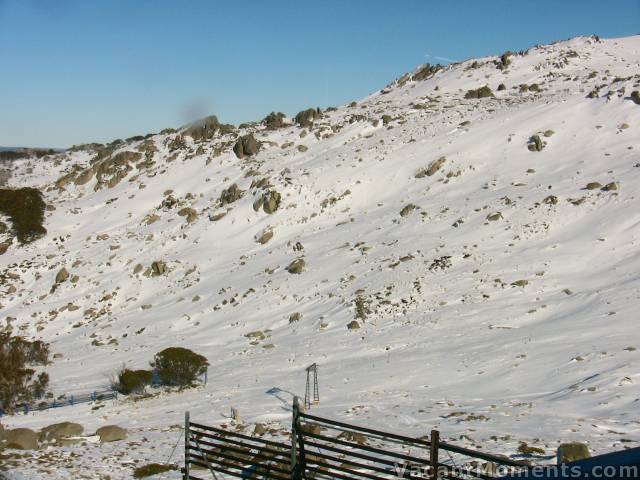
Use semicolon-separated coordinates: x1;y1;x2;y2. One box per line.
291;396;308;479
69;395;74;406
291;398;298;479
184;411;190;479
430;429;440;480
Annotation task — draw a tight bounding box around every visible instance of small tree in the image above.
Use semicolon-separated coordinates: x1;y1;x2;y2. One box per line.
151;347;208;387
0;330;50;412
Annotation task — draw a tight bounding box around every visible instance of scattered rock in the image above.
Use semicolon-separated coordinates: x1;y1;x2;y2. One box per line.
233;134;260;159
586;182;602;190
286;258;305;274
518;442;545;456
289;312;302;323
96;425;127;443
262;191;281;214
151;261;167;276
4;428;38;450
486;212;503;221
295;108;322;128
601;182;619;191
177;207;198;223
527;135;545;152
256;228;274;244
253;423;267;435
39;422;83;444
55;267;69;284
220;184;244;205
347;320;361;330
417;156;446;177
337;431;368;444
400;204;418;217
557;443;590;464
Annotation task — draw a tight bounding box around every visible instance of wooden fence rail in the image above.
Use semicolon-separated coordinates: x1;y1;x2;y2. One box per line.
183;397;531;480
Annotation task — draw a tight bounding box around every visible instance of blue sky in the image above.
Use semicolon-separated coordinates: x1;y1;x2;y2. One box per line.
1;0;638;148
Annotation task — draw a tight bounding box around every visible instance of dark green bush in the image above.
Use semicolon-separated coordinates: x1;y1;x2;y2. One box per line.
464;86;494;99
0;330;50;412
631;91;640;105
133;463;176;478
0;187;47;244
117;368;153;394
151;347;208;386
263;111;286;129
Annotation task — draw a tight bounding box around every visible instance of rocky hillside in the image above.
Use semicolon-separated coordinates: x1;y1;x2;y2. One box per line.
1;34;640;478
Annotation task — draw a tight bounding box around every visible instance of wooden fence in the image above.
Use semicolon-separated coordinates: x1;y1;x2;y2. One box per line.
184;397;531;479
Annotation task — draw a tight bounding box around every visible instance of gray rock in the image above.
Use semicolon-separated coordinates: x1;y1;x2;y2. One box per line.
262;191;281;214
55;267;69;283
39;422;84;444
557;443;590;464
286;258;305;274
151;261;166;276
96;425;127;443
253;423;267;435
4;428;38;450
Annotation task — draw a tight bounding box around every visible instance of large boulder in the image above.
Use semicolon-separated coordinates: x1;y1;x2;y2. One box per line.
294;108;322;128
557;443;590;464
233;134;260;159
219;184;244;206
286;258;305;274
39;422;84;444
96;425;127;443
4;428;39;450
262;191;281;214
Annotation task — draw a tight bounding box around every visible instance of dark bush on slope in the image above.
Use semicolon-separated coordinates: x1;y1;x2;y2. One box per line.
0;330;50;412
116;368;153;395
151;347;208;386
0;187;47;244
464;86;494;99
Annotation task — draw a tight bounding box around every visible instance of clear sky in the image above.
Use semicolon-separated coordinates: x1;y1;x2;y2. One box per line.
1;0;638;148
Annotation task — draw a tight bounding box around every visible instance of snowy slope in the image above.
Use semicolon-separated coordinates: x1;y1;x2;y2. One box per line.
1;35;640;478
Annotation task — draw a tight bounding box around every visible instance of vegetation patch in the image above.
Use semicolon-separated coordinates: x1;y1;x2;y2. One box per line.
116;368;153;395
0;329;50;413
151;347;209;386
133;463;177;478
0;187;47;244
294;108;322;128
263;111;286;129
464;86;494;99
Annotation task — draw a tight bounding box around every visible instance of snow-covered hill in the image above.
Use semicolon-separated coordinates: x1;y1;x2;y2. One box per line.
2;34;640;478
